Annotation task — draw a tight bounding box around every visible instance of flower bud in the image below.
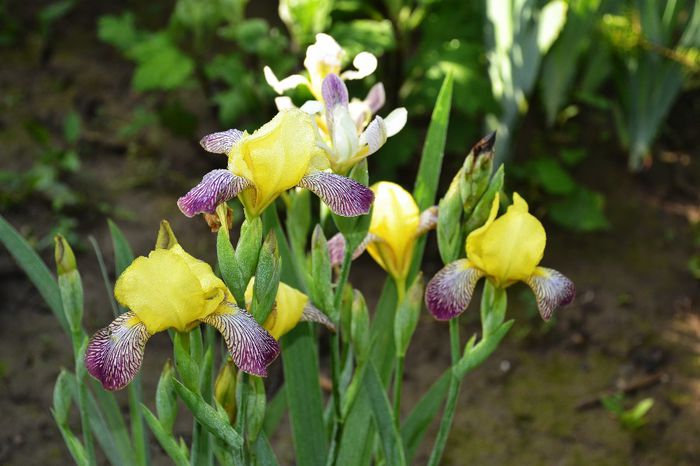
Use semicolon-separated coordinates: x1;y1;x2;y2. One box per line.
214;359;237;424
461;132;496;216
251;231;281;324
351;290;371;362
463;165;504;236
54;234;77;275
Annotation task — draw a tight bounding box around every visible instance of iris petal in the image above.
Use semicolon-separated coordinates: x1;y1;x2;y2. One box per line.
383;108;408;137
177;169;251;217
301;303;336;332
340;52;378;80
199;129;243;154
364;82;385;114
298;172;374;217
201;304;280;377
263;66;308;94
425;259;484;320
526;267;575;321
359;116;387;156
326;232;373;267
85;312;151;391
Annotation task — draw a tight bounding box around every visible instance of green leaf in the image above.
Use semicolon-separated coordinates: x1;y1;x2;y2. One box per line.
53;370;75;424
63;111;81;144
141;404;190;466
365;363;407;466
97;12;141;52
52;412;89;466
173;379;243;450
412;72;454;211
401;372;451;463
107;219;134;276
0;215;68;333
252;432;280;466
156;360;178;432
548;187;610;232
281;326;328;466
310;225;334;317
87;380;137;465
330;19;396;56
529;157;576;195
130;34;195;92
263;386;287;437
279;0;332;46
393;274;424;358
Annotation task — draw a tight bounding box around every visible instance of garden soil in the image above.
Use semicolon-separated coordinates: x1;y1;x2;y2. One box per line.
1;5;699;466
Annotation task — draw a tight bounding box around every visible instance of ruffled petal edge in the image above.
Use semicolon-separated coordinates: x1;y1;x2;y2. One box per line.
526;267;575;321
425;259;484;320
85;312;151;391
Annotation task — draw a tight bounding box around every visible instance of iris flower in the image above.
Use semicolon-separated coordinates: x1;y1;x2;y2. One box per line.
244;279;335;340
85;235;279;391
328;181;437;282
177;109;374;219
318;74;407;174
425;193;575;321
263;33;377;102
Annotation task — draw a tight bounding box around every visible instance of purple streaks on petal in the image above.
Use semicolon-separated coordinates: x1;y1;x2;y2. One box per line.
526;267;575;321
177;169;251;217
301;303;336;333
199;129;243;154
85;312;151;391
298;172;374;217
425;259;483;321
322;74;349;114
202;304;280;377
327;232;372;267
365;82;385;114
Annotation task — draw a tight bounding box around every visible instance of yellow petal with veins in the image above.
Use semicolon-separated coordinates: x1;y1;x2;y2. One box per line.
245;279;309;340
367;181;420;280
466;192;546;286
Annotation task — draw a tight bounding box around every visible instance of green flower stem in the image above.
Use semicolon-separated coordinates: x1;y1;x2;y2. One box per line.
426;318;461;466
392;276;407;424
327;242;354;463
74;340;97;466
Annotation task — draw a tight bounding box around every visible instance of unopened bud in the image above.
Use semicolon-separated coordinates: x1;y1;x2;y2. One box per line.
214;359;238;424
461;132;496;215
54;235;77;275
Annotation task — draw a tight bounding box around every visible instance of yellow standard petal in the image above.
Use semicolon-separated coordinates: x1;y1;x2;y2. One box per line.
115;248;229;334
466;192;546;286
228;109;328;216
367;181;420;280
245;279;309;340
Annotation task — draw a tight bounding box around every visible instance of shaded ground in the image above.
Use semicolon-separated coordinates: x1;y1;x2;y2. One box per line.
1;4;700;466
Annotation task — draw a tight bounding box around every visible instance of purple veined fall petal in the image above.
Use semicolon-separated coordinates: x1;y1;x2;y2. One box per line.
298;172;374;217
365;82;386;114
417;206;439;236
85;312;151;391
177;169;251;218
425;259;484;321
327;232;373;267
359;116;388;156
201;304;280;377
525;267;575;321
199;129;244;154
300;302;336;332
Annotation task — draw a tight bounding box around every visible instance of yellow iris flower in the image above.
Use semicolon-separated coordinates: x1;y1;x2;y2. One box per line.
85;222;279;391
245;279;335;340
426;193;575;321
178;109;374;220
367;182;421;281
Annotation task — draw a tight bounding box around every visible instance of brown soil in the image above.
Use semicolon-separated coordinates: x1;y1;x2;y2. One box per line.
1;3;699;466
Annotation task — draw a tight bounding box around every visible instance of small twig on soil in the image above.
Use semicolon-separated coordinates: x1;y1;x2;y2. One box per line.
575;372;668;411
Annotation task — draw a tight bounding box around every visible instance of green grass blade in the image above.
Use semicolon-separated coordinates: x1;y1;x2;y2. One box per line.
173;379;243;450
365;363;406;466
263;385;287;437
88;236;119;317
87;382;136;465
252;432;280;466
412;72;454;211
141;404;190;466
0;214;68;333
107;219;134;276
409;72;454;280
